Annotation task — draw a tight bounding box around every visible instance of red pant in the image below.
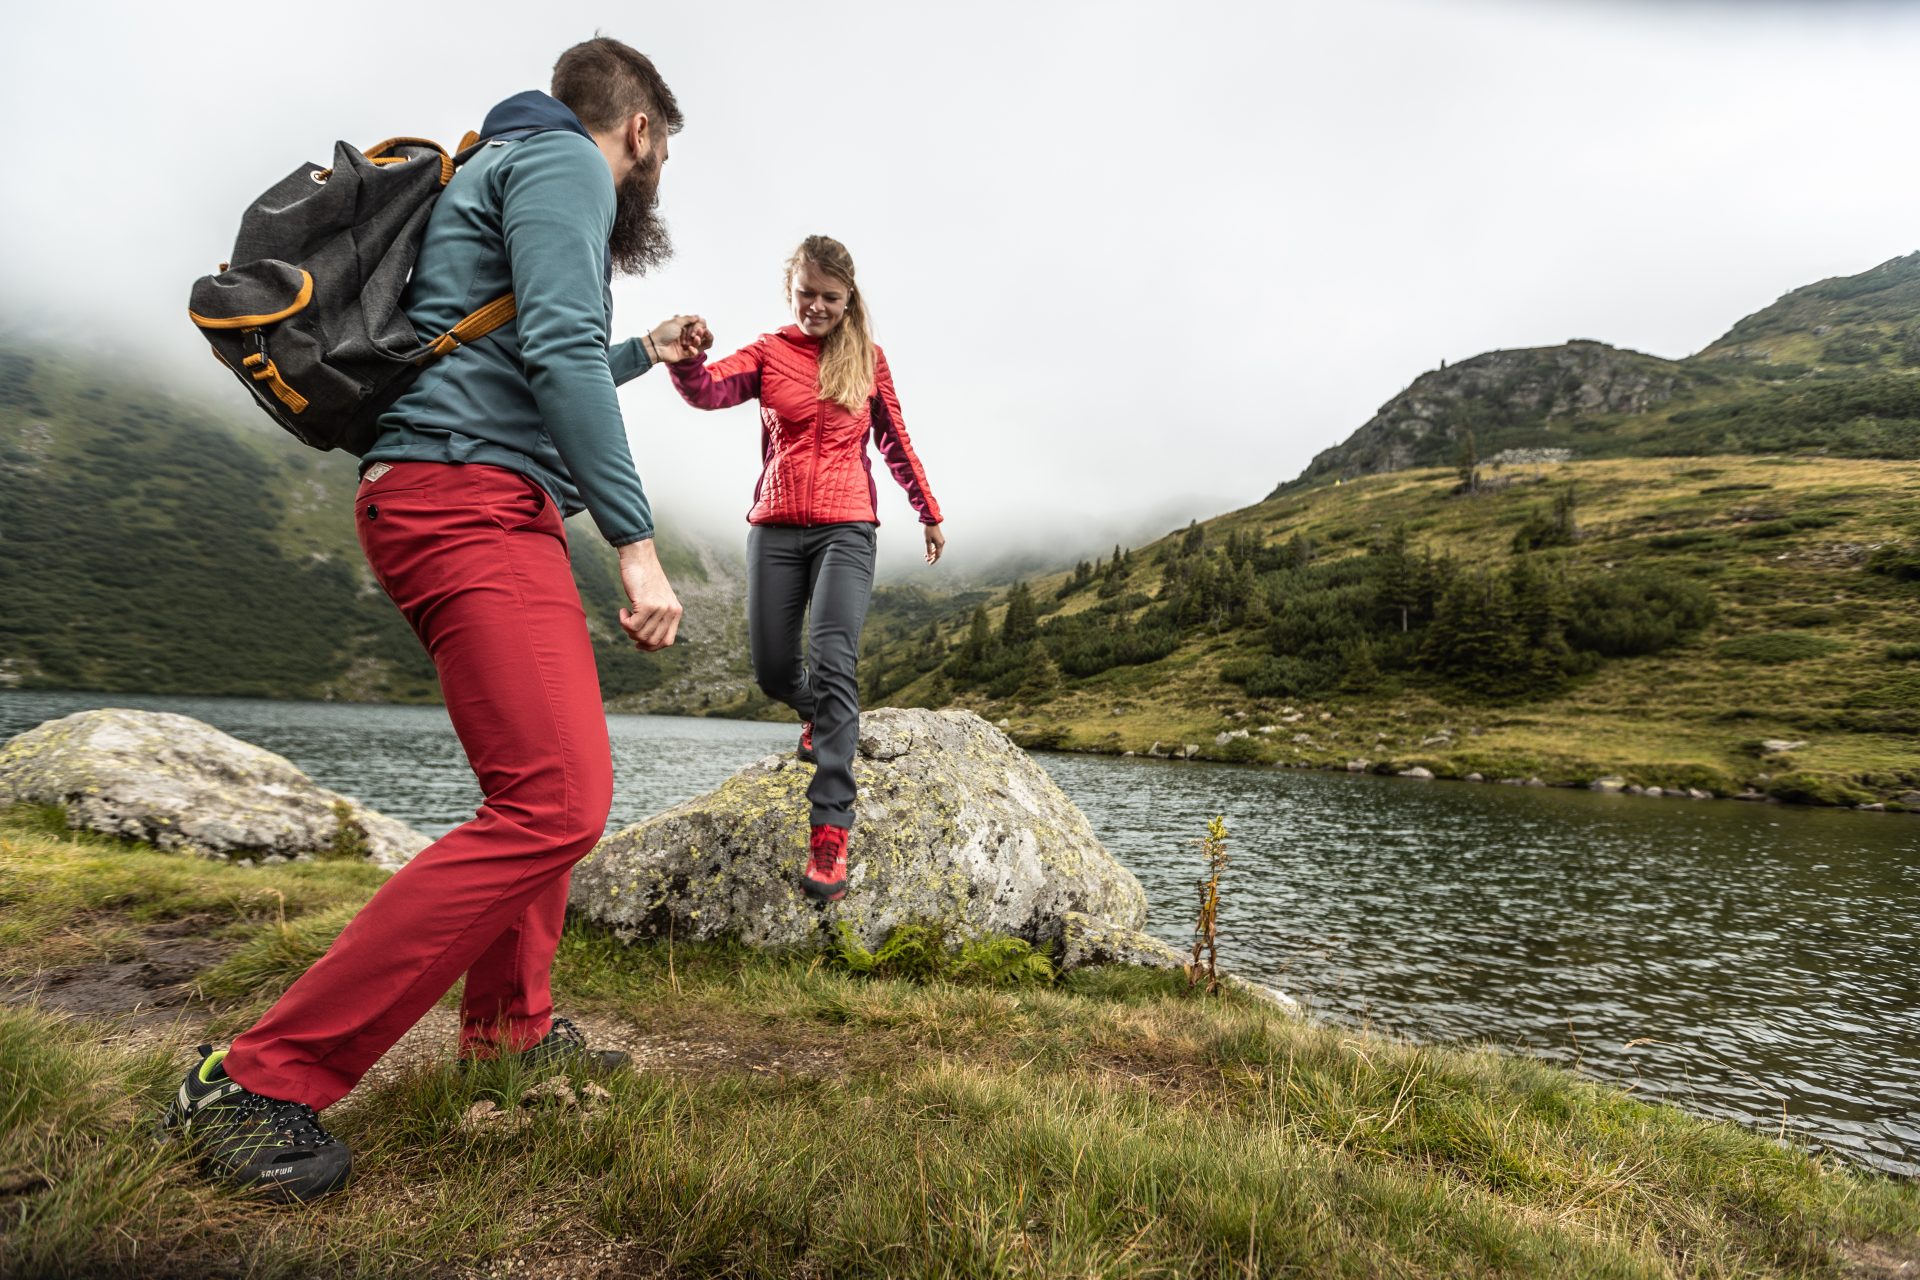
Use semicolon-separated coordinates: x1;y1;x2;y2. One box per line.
225;462;612;1110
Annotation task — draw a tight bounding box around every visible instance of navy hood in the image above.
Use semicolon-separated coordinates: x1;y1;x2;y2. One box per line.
478;90;593;142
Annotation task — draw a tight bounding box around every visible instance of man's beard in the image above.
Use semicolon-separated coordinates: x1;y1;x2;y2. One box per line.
609;155;672;278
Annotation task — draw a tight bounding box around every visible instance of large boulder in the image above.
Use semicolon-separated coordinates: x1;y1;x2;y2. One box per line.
0;708;429;868
570;708;1148;951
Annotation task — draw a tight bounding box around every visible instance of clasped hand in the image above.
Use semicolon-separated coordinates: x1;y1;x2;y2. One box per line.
646;315;715;364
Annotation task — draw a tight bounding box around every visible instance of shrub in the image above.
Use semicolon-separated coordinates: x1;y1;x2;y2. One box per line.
1233;655;1330;699
1886;642;1920;662
1566;571;1716;657
1219;736;1269;765
1867;541;1920;581
1717;633;1841;664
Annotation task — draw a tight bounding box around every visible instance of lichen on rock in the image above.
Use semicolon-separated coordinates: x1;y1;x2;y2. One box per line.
570;708;1148;953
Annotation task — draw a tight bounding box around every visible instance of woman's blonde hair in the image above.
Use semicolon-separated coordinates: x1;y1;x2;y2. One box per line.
785;235;875;412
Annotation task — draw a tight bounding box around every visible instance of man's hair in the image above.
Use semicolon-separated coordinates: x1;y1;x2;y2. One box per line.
551;37;683;136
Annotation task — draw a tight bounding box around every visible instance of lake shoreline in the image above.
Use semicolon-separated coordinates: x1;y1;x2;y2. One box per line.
1023;736;1920;815
8;682;1914;814
5;687;1917;1178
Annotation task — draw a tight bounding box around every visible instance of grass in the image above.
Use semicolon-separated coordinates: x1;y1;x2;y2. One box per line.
885;456;1920;806
2;807;1917;1277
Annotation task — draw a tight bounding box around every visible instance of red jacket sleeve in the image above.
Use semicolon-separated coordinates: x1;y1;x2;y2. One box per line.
869;346;942;525
669;338;764;409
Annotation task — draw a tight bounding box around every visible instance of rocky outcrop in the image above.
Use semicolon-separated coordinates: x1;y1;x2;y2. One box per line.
570;708;1148;953
0;709;428;867
1277;341;1697;492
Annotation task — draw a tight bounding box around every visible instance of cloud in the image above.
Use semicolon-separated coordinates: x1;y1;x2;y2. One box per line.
5;0;1917;577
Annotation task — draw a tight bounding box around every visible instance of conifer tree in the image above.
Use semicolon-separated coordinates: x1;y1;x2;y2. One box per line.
1000;582;1037;648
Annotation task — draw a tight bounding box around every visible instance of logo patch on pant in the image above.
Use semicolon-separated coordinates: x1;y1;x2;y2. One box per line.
362;463;393;485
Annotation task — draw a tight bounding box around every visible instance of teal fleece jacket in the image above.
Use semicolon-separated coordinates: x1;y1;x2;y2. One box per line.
363;92;655;545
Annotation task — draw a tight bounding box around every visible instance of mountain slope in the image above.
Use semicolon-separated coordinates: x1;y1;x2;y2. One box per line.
0;339;746;708
1279;253;1920;495
875;452;1920;805
1701;250;1920;367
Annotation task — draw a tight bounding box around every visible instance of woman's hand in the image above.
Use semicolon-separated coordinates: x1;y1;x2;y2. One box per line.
645;315;714;364
923;523;946;565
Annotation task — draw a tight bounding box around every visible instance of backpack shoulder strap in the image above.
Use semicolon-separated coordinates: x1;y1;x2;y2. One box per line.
416;120;570;364
423;294;517;362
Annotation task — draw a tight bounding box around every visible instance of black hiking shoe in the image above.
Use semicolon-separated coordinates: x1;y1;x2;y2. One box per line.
521;1017;631;1073
461;1017;631;1074
797;720;817;764
160;1045;351;1203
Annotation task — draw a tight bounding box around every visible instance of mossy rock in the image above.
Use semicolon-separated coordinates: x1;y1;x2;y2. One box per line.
0;708;428;866
570;709;1148;951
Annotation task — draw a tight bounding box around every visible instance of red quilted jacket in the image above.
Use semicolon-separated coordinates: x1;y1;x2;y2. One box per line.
668;325;942;527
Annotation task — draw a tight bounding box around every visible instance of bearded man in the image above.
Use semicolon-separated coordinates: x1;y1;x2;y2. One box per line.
160;38;696;1201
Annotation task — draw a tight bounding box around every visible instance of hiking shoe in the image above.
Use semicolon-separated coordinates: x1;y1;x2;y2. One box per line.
160;1045;351;1203
519;1017;631;1073
801;824;849;902
462;1017;631;1074
797;720;817;764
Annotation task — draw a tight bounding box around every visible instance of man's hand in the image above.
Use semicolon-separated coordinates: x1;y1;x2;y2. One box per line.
617;538;683;651
924;523;946;565
647;315;714;364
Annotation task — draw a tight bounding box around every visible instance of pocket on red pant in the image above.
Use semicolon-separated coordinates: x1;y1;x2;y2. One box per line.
482;476;551;533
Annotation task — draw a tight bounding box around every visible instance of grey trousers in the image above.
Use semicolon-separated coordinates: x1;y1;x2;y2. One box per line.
746;521;877;828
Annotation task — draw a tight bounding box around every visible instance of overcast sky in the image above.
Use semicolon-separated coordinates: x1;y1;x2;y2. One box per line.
4;0;1918;577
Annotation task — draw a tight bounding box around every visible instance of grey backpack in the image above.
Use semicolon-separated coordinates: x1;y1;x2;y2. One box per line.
188;133;513;455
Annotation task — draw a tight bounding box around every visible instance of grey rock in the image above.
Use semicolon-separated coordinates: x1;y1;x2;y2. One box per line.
1897;791;1920;806
1222;973;1300;1011
1643;786;1665;798
1346;759;1371;772
570;709;1147;951
1590;776;1626;793
0;708;427;868
1761;739;1806;755
1399;766;1435;780
1058;911;1186;971
1464;772;1484;783
1688;788;1712;800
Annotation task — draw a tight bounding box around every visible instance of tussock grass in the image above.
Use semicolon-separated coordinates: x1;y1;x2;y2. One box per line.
2;806;1916;1277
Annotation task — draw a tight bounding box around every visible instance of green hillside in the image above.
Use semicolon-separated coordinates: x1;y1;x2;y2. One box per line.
873;457;1920;807
1702;250;1920;368
851;252;1920;808
1280;253;1920;494
0;340;733;708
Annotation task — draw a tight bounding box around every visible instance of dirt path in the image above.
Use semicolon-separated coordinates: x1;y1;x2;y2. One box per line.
2;922;844;1097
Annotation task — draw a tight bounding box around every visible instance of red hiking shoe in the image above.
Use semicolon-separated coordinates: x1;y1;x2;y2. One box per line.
801;824;848;901
797;720;817;764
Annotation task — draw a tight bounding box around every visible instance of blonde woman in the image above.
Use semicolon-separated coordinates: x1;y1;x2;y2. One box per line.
662;235;944;901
